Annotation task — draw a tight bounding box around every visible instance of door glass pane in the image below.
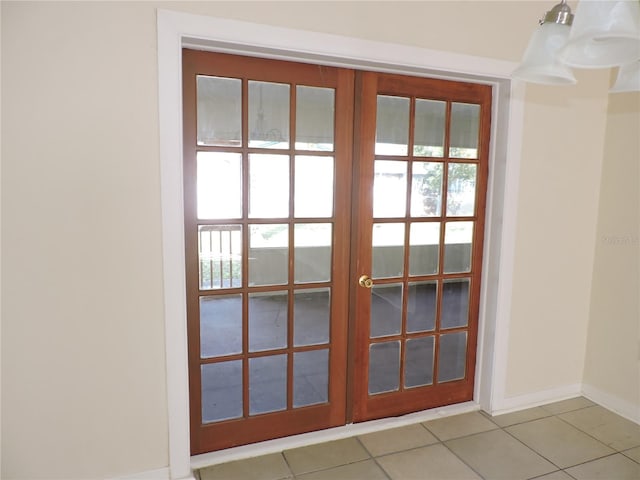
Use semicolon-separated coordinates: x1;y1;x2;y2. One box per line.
405;336;435;388
198;225;242;290
372;223;405;279
296;86;334;151
438;332;467;382
374;160;407;218
295;156;334;218
200;295;242;358
409;222;440;276
197;152;242;219
443;221;473;273
249;224;288;286
202;361;242;423
294;224;332;283
407;282;437;333
294;288;330;346
441;279;470;330
197;76;242;147
249;154;289;218
370;283;403;338
447;163;477;217
376;95;410;155
249;355;287;415
249;81;289;149
411;162;443;217
449;103;480;159
294;349;329;407
369;341;400;394
249;291;288;352
414;99;445;157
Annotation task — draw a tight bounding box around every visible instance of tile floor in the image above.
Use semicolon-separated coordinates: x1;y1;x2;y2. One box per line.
197;397;640;480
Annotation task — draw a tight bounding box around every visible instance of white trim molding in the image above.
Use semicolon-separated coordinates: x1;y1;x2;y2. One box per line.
157;9;524;479
583;384;640;425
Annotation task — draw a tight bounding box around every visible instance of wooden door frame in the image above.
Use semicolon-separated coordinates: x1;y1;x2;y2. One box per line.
158;11;525;479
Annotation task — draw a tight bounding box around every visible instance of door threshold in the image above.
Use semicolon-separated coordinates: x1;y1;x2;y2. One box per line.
190;401;480;471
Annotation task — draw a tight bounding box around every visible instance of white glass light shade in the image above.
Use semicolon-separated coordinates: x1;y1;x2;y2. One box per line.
610;61;640;92
513;22;577;85
559;0;640;68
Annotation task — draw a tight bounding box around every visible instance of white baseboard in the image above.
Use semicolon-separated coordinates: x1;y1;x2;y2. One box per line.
491;383;583;416
108;466;196;480
582;383;640;425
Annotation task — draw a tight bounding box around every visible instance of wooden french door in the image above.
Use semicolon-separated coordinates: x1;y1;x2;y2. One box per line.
351;72;491;422
183;50;491;453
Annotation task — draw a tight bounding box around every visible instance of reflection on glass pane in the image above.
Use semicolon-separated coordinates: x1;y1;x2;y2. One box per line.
197;76;242;147
199;225;242;289
376;95;410;156
202;361;242;423
294;349;329;407
407;282;437;333
438;332;467;382
249;291;288;352
249;154;289;218
414;99;445;157
295;156;334;218
411;162;443;217
249;81;289;149
200;295;242;358
294;288;330;346
409;223;440;276
374;160;407;218
369;341;400;394
249;355;287;415
370;283;403;338
441;279;470;330
444;221;473;273
372;223;405;279
405;336;435;388
249;224;288;286
450;103;480;159
197;152;242;220
296;86;334;151
447;163;477;217
295;224;332;283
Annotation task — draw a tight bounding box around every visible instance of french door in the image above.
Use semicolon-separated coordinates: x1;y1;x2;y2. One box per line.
183;50;491;454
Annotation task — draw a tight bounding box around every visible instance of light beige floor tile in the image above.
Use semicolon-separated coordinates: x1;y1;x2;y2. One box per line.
506;416;614;469
295;459;388;480
446;429;556;480
283;437;369;475
490;407;551;427
376;443;482;480
623;445;640;463
528;471;573;480
560;406;640;451
423;411;498;441
198;453;292;480
565;453;640;480
540;396;595;415
358;423;438;457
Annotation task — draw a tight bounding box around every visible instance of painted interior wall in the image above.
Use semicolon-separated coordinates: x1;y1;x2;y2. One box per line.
1;2;629;479
583;89;640;416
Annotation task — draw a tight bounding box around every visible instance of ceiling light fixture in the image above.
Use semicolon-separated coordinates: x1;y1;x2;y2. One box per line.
513;0;640;93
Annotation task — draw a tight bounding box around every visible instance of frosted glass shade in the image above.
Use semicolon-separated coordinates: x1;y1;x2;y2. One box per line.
610;61;640;93
559;0;640;68
513;22;577;85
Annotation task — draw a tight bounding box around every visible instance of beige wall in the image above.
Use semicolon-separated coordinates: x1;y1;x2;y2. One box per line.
1;1;626;479
584;89;640;411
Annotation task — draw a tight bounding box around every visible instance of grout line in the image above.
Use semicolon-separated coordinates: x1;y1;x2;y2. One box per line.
279;451;296;479
440;440;488;480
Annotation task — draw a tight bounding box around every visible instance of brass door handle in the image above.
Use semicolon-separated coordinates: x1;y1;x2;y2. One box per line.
358;275;374;288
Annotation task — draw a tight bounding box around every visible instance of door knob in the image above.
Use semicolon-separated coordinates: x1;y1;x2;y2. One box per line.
358;275;374;288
